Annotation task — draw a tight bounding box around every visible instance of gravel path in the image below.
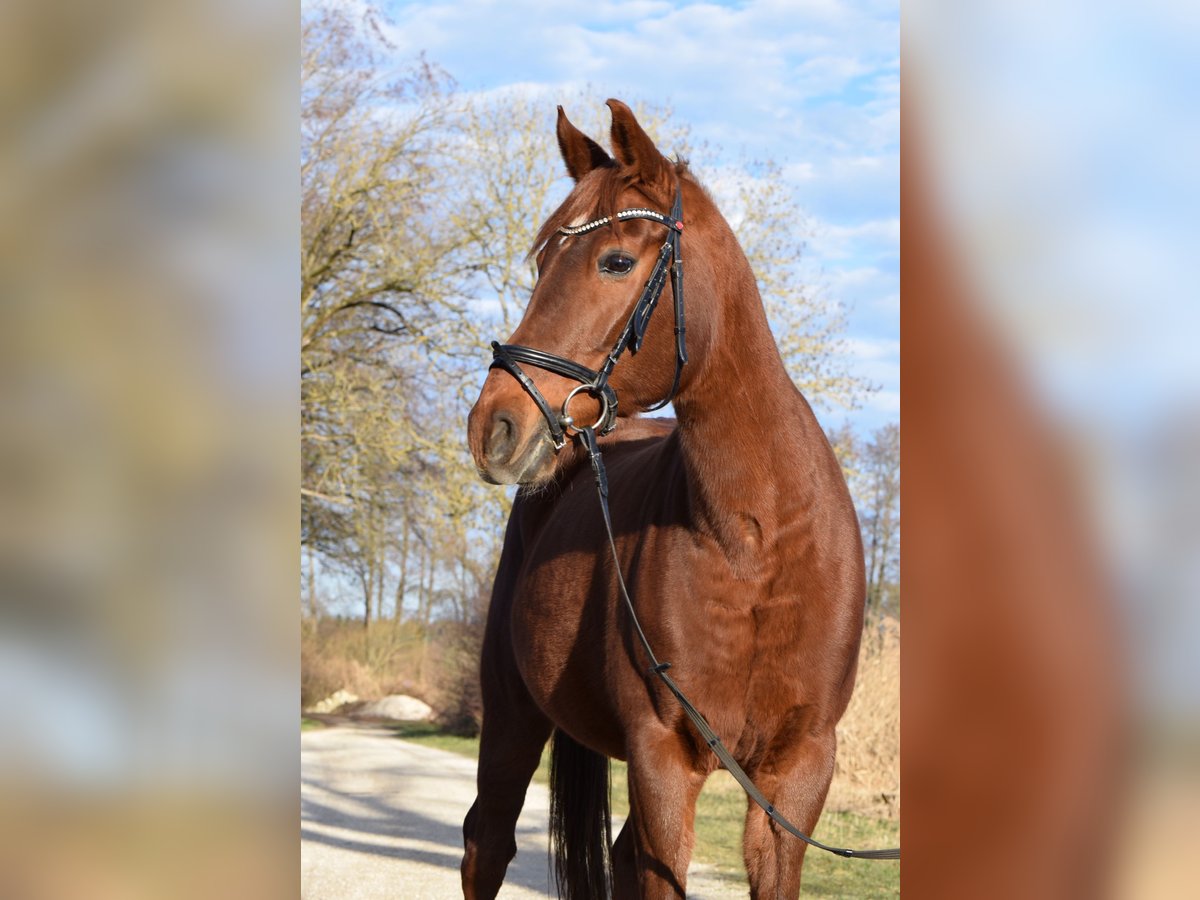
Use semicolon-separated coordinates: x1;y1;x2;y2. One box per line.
301;724;744;899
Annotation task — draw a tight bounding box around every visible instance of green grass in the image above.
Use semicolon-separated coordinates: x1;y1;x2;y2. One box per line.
690;770;899;897
786;810;899;898
393;725;899;897
387;721;491;758
301;717;326;730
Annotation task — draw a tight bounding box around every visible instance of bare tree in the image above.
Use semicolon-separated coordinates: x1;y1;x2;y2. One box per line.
302;4;461;528
825;422;900;619
859;423;900;617
719;159;870;409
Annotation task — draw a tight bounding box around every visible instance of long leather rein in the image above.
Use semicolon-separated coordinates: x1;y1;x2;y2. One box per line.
487;185;900;862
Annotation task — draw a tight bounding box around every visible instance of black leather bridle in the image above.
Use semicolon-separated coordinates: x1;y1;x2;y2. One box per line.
489;187;686;449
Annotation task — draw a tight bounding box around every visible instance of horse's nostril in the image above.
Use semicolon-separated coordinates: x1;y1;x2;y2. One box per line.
488;411;518;465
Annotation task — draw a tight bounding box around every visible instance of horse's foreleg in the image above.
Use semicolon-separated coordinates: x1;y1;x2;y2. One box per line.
619;732;706;900
742;727;836;900
460;695;552;899
611;815;638;899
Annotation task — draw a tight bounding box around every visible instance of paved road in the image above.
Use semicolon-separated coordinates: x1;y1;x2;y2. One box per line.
301;725;743;899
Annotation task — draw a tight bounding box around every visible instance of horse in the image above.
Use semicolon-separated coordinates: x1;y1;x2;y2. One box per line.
462;99;866;900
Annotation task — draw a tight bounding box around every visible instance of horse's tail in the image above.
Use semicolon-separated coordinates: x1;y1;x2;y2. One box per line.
549;728;612;899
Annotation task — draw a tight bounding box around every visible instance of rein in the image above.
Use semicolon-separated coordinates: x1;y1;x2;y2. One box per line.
489;186;900;863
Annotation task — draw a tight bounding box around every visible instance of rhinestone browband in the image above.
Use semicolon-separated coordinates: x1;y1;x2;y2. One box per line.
557;208;675;236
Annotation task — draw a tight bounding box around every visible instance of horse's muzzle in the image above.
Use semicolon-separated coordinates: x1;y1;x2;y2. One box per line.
467;379;557;485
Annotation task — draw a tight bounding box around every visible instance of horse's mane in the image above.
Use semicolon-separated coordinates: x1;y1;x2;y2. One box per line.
529;158;690;259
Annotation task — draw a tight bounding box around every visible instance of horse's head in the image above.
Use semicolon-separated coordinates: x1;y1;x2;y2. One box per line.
469;99;712;485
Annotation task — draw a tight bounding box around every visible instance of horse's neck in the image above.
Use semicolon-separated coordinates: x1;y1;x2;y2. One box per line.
672;278;828;570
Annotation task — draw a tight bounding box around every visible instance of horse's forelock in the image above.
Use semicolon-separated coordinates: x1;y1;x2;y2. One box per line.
529;168;626;258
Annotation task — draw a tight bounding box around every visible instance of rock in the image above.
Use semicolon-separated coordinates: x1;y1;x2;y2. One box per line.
355;694;434;722
306;689;359;714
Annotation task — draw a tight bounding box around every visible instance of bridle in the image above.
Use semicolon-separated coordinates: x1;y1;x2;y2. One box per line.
482;182;900;863
489;187;686;450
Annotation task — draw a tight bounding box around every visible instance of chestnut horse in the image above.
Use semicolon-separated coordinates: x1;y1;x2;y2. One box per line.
463;100;865;899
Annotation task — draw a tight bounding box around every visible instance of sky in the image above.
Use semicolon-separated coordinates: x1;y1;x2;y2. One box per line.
376;0;900;436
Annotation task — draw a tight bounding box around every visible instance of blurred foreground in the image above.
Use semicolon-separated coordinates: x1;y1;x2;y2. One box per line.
1;0;296;896
905;2;1200;897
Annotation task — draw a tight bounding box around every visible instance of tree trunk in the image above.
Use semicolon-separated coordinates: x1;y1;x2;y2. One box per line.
305;544;318;620
393;518;410;623
360;568;373;632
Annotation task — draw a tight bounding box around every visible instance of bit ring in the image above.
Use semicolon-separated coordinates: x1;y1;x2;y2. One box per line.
559;384;611;435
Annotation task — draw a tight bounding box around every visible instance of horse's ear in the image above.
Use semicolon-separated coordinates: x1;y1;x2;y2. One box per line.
606;98;671;188
556;106;613;181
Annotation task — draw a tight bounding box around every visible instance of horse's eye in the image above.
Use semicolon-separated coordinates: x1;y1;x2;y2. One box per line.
599;252;636;276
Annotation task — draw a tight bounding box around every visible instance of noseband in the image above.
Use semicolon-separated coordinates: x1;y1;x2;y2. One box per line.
489;187;686;449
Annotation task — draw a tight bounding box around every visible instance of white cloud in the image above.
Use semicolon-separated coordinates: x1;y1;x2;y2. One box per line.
817;217;900;260
868;389;900;414
841;337;900;416
845;337;900;361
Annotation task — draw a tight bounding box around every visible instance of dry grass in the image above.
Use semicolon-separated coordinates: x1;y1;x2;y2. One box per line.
300;616;483;734
300;618;427;709
828;615;900;819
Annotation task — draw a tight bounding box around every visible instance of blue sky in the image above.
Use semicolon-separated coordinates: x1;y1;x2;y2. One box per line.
379;0;899;435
